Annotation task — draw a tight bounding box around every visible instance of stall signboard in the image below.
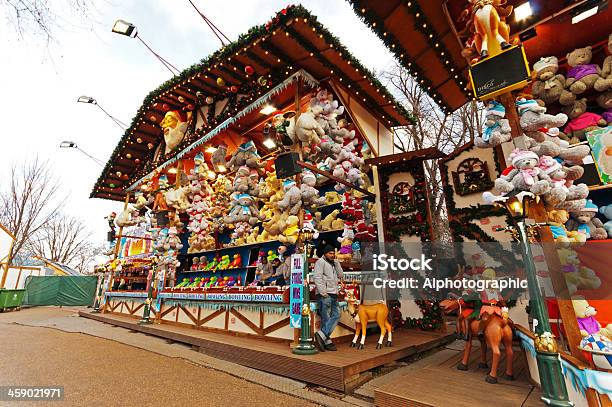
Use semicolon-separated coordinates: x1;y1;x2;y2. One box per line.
469;45;530;100
105;291;148;298
290;254;304;328
156;291;284;302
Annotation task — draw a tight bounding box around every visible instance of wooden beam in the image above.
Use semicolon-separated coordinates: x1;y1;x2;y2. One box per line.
297;160;375;198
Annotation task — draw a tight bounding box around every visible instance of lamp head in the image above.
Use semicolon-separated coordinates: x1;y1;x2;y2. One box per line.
77;96;96;104
112;19;137;37
60;141;77;149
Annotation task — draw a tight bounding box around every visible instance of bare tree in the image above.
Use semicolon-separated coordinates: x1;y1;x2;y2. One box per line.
26;213;97;273
381;62;485;241
0;158;63;264
2;0;96;45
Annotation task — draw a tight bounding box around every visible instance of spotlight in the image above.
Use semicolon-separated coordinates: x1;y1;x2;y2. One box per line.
514;2;533;21
572;0;608;24
263;138;277;149
260;105;276;115
112;19;137;37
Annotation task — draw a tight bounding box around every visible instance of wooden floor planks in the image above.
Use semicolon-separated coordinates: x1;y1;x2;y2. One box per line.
80;311;454;392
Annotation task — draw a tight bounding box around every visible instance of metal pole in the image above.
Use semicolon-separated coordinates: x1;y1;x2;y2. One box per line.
92;273;105;313
139;258;157;325
292;243;318;355
517;221;571;407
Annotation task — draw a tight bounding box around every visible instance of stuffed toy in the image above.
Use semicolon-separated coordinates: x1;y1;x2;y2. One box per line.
164;186;191;212
217;255;231;270
546;209;586;244
303;210;320;239
191;257;200;271
320;209;340;231
115;205;141;227
231;166;251;194
558;249;600;294
599;204;612;238
300;170;326;209
596;90;612;125
279;215;299;245
566;200;608;240
277;178;302;216
161;110;190;154
319;136;342;156
262;208;286;240
562;98;607;140
325;191;341;205
224;193;263;226
494;149;552;196
565;46;609;95
475;100;512;148
531;56;576;106
572;298;612;339
517;97;568;132
210;142;228;172
286;105;325;152
347;167;366;189
246;227;260;244
336;227;354;262
600;33;612;90
227;140;266;171
538;155;589;209
523;127;590;165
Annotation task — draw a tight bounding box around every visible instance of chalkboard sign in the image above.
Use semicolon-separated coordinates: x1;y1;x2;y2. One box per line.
469;45;530;100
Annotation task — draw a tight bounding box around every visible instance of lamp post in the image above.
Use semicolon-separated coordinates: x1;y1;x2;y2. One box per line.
77;96;127;130
59;141;104;166
498;192;571;406
139;256;158;325
92;266;108;313
292;229;318;355
112;19;180;76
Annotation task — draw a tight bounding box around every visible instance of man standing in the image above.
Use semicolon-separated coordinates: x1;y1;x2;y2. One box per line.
313;245;343;351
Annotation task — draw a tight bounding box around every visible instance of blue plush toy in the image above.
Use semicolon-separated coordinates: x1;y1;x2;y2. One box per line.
599;204;612;238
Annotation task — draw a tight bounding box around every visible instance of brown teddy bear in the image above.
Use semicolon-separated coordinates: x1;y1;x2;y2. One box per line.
547;209;586;244
565;46;609;94
562;98;607;140
600;33;612;90
532;56;576;106
494;149;553;196
596;89;612;125
566;200;608;240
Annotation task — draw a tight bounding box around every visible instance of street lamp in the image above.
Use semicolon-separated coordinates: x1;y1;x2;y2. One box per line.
93;265;108;313
497;192;571;406
77;96;127;130
292;228;318;355
59;141;104;166
112;19;180;76
139;256;158;325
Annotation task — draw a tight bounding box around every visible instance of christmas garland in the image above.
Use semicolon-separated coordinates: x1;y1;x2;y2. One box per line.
404;300;444;331
91;4;416;198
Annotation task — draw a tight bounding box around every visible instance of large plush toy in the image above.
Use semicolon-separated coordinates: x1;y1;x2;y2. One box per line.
531;56;576;106
601;34;612;90
279;215;299;245
164;186;191;212
336;227;354;263
458;0;512;60
475;100;512;148
287;105;325;152
547;209;586;244
211;142;228;172
599;204;612;238
224;193;263;226
558;249;601;294
277;178;302;216
596;90;612;125
562;98;607;140
538;155;589;210
227;140;266;172
115;205;141;227
566;200;608;240
494;149;552;196
319;209;340;231
565;46;609;94
572;298;612;339
300;170;325;209
161;110;190;154
524;127;590;165
517;98;568;133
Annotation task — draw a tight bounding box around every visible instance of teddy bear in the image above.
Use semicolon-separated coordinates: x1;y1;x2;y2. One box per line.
494;149;552;196
562;98;607;140
599;204;612;238
538;155;589;209
279;215;299;245
528;128;591;165
596;89;612;125
224;193;263;226
565;46;609;94
232;166;251;193
262;208;287;240
572;298;612;339
558;249;601;295
475;100;512;148
299;170;326;209
210;142;228;172
227;140;266;172
531;56;576;106
566;200;608;240
336;227;354;262
516;97;568;133
277;178;302;216
319;136;342;156
600;33;612;90
347;167;366;189
287;105;325;151
547;209;586;244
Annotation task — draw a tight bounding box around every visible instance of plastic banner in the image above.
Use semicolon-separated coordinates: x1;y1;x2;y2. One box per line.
23;276;97;306
289;253;304;328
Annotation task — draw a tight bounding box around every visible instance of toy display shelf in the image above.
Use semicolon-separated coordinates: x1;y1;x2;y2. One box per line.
588;183;612;191
185;239;281;256
183;265;257;273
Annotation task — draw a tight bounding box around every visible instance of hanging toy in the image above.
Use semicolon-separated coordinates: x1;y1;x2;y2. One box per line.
244;65;255;75
216;77;226;87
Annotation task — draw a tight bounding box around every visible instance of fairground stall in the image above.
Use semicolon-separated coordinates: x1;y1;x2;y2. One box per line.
349;1;612;405
90;5;415;344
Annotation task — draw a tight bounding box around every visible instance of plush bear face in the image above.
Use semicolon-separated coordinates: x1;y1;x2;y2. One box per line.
563;98;588;119
573;210;596;224
534;56;559;81
515;157;539;170
548;209;570;225
572;299;596;318
600;205;612;221
566;46;593;67
237;195;253;206
596;90;612;110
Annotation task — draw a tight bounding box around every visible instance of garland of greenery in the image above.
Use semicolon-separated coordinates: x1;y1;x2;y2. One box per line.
346;0;471;113
404;300;444;331
91;4;416;199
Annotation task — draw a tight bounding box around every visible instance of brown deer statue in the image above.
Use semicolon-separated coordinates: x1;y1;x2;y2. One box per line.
345;289;393;350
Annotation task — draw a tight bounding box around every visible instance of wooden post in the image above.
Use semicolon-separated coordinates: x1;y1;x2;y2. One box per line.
0;238;15;289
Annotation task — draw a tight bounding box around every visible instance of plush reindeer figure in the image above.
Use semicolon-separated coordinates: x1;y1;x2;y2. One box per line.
345;289;393;349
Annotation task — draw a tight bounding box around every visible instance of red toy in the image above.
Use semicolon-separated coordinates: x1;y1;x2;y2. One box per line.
229;254;243;268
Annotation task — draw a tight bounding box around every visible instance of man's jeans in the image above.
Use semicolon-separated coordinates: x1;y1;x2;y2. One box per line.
318;294;340;343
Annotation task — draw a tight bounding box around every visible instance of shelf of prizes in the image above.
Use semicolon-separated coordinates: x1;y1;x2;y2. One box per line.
92;11;409;341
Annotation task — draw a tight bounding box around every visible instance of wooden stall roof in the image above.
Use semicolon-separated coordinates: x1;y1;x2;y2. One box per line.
91;5;416;202
347;1;612;112
365;147;446;167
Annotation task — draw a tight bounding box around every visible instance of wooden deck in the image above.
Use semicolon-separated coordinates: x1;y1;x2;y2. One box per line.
79;311;453;392
374;341;538;407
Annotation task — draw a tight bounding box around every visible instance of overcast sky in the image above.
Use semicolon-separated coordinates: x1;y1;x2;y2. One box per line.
0;0;395;246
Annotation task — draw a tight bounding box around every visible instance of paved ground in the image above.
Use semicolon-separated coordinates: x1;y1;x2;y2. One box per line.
0;307;320;407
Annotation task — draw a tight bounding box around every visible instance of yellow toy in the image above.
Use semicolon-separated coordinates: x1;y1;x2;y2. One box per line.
547;209;586;245
558;248;601;294
262;208;286;239
325;191;341;205
320;209;339;231
572;298;612;339
246;226;260;244
279;215;299;245
331;217;344;231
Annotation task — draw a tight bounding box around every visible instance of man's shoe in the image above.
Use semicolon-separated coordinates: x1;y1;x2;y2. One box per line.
324;343;337;351
314;332;326;351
